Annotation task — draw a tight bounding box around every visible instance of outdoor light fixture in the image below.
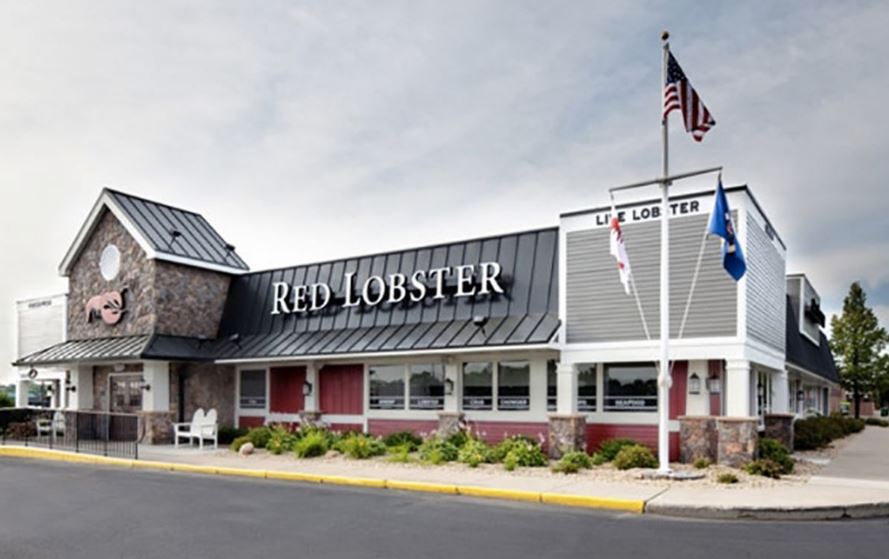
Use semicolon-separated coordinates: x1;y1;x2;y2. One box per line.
472;315;489;336
688;373;701;395
302;380;313;397
27;368;38;380
228;333;241;348
796;389;805;401
65;385;77;393
706;376;722;394
444;377;455;396
138;381;151;392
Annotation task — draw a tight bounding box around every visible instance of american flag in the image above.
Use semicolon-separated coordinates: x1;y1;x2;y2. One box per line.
663;52;715;142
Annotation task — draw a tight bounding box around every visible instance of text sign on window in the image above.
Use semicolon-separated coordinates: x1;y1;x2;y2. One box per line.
497;397;529;410
463;397;493;411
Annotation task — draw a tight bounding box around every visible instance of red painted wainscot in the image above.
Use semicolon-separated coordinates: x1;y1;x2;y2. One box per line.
238;416;265;429
368;419;438;438
586;424;680;462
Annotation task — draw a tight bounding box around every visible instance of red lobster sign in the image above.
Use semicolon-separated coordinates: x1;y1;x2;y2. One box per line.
85;288;128;325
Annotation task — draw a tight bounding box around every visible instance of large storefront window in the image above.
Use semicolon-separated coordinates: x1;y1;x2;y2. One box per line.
604;364;657;412
409;364;445;410
463;362;493;410
578;365;597;412
369;365;406;410
239;369;266;409
497;361;530;411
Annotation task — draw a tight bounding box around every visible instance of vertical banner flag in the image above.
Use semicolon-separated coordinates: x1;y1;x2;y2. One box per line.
663;52;716;142
707;177;746;280
609;205;632;294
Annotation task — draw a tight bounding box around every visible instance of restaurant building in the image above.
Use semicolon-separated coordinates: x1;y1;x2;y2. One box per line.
13;186;840;462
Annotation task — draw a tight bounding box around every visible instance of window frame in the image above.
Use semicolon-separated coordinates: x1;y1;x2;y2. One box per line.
366;362;446;412
603;363;658;412
238;368;268;410
462;360;532;412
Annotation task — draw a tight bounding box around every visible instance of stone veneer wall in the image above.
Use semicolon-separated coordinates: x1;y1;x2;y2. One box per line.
68;210;156;339
153;261;230;339
171;362;236;427
679;416;758;467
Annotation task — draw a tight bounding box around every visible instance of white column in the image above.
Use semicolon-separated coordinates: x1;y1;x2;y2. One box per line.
771;370;790;413
69;364;94;410
556;362;578;414
443;358;461;413
50;380;61;409
725;359;752;417
141;361;170;413
304;362;319;412
528;358;547;416
15;376;30;407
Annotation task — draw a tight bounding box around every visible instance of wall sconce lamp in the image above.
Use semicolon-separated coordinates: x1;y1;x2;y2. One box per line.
444;378;455;396
303;380;313;397
706;376;722;394
472;315;489;336
688;373;701;395
65;384;77;393
138;381;151;392
796;389;805;401
228;333;241;349
27;368;39;380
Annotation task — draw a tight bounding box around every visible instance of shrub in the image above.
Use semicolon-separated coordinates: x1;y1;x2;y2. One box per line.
230;435;252;452
502;440;547;471
692;457;711;469
418;437;459;465
245;426;273;449
382;431;423;450
612;445;658;470
490;435;540;463
334;433;387;459
758;438;794;475
293;429;330;458
218;426;248;445
6;421;36;439
386;443;414;463
794;415;866;450
0;393;14;408
266;427;299;455
744;459;784;479
457;438;494;468
552;451;593;474
717;472;739;484
865;417;889;427
591;452;608;466
596;438;641;463
445;429;472;449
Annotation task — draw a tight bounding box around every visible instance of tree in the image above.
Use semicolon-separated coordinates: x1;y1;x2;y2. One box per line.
829;283;888;418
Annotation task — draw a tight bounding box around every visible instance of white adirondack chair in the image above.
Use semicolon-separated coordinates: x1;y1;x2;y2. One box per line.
173;408;219;449
36;410;66;438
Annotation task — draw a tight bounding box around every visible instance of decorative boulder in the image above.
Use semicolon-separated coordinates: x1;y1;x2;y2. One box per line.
239;442;255;456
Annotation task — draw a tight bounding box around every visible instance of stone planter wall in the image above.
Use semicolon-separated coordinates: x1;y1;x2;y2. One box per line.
678;415;758;467
678;416;717;463
764;413;795;450
436;412;465;438
547;414;586;459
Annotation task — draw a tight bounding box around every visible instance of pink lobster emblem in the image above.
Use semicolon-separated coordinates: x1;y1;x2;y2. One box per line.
85;288;128;325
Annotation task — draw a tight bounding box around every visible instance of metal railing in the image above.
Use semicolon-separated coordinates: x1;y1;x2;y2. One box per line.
0;408;141;460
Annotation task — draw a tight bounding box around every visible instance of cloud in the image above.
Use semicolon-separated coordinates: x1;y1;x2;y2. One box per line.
1;1;889;381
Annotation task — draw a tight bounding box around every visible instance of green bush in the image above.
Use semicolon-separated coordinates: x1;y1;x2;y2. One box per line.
717;472;739;484
418;437;459;465
794;416;866;451
218;426;248;445
293;429;330;458
692;457;711;469
865;417;889;427
758;438;794;475
590;452;608;466
502;440;547;471
230;435;252;452
266;427;299;455
386;443;414;463
490;435;540;463
445;429;473;449
552;451;593;474
457;438;494;468
0;393;14;408
596;438;641;463
744;459;784;479
612;445;658;470
382;431;423;450
246;426;273;449
334;433;387;459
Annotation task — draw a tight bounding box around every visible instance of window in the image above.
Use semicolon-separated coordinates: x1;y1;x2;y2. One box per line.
604;364;657;411
463;362;493;410
497;361;530;411
547;360;557;412
578;365;597;412
409;364;445;410
239;369;266;409
369;365;406;410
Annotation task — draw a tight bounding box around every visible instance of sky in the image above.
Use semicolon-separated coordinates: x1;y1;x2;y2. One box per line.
2;1;888;384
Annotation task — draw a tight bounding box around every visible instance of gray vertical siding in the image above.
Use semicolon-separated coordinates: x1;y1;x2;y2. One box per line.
745;213;786;350
565;214;737;343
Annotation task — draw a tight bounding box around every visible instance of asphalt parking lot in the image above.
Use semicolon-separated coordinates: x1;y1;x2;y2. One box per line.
1;458;887;559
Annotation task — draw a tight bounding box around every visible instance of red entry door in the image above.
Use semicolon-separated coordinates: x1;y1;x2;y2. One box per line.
269;366;306;414
319;364;364;415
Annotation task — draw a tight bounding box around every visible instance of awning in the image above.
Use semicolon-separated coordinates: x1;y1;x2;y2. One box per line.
13;334;213;367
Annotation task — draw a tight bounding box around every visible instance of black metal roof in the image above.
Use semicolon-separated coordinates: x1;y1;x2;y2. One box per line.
13;335;214;367
105;188;249;271
213;227;561;360
785;295;840;383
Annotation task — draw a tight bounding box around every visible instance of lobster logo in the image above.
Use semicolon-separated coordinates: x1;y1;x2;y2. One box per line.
85;288;128;325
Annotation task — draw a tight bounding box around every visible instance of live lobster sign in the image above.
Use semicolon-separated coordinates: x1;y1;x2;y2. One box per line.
85;288;128;326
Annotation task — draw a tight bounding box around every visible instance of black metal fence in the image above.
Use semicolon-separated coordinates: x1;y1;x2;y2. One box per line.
0;408;141;460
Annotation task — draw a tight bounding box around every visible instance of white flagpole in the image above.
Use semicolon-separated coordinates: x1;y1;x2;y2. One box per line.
657;31;672;473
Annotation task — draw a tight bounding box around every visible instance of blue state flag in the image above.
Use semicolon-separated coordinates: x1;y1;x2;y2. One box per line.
707;178;746;281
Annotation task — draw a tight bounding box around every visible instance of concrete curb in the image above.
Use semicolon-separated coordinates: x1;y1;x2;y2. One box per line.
644;501;889;521
0;447;643;514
